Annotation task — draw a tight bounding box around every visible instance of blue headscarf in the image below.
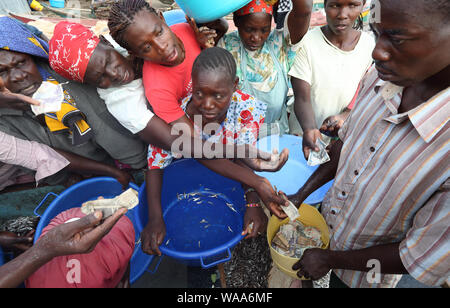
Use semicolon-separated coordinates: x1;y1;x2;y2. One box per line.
0;17;49;60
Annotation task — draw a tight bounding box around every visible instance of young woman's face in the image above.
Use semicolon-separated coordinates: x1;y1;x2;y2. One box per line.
191;69;237;125
123;10;185;66
0;50;42;97
84;42;135;89
325;0;364;35
236;12;272;51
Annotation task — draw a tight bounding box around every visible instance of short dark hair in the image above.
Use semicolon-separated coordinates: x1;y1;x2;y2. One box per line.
108;0;157;50
192;47;237;85
423;0;450;25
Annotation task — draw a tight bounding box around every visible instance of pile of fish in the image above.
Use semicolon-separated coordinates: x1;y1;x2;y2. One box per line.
223;235;272;288
271;220;322;258
0;216;40;237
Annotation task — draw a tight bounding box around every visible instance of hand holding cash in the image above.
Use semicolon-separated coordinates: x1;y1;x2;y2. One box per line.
275;187;300;222
307;138;330;167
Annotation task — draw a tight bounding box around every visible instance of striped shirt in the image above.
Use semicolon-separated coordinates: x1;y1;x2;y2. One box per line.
321;67;450;288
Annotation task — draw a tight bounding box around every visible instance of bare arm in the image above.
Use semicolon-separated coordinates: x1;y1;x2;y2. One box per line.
288;0;313;45
289;139;343;206
141;169;165;256
54;149;131;188
198;159;288;219
292;76;322;158
138;115;272;161
294;242;407;281
0;210;126;288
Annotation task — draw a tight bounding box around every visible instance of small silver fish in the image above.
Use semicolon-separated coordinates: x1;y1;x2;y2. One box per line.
226;203;237;213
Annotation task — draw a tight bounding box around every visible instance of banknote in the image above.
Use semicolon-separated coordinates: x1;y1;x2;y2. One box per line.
307;138;330;167
81;188;139;219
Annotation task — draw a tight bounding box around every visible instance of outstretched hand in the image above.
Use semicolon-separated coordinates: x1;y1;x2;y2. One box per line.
34;208;127;259
319;111;348;138
255;177;288;219
243;148;290;172
302;129;322;160
186;15;217;49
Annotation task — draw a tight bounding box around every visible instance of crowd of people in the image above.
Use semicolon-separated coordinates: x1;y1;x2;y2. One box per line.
0;0;448;289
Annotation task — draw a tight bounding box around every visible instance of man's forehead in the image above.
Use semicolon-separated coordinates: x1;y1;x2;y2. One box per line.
371;0;441;31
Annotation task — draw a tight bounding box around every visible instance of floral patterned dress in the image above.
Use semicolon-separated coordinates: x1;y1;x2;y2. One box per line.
147;90;267;169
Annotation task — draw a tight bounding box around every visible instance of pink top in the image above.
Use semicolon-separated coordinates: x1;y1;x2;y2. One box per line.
0;131;70;190
142;23;201;124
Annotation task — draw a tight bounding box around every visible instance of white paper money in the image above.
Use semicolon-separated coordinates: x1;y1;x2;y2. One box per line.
81;188;139;219
31;81;64;115
283;200;300;222
307;138;330;167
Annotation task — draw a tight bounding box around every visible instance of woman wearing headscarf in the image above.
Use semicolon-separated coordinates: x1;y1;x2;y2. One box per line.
0;17;147;186
217;0;313;137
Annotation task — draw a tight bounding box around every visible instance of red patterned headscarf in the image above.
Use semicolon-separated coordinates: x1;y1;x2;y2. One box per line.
235;0;274;16
49;21;100;82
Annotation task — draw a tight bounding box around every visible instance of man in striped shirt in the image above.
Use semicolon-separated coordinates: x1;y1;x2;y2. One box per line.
289;0;449;287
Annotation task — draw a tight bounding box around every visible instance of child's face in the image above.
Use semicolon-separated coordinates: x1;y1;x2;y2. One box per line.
84;42;135;89
124;10;185;67
191;69;237;124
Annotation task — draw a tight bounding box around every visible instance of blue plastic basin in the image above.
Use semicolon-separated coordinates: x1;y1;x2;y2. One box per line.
175;0;252;23
256;134;333;204
163;9;187;26
33;177;154;285
136;159;246;268
0;247;4;266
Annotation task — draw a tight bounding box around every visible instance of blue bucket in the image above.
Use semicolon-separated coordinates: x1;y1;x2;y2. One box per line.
49;0;64;8
0;247;4;266
136;159;246;269
163;9;187;26
256;135;333;205
175;0;252;23
33;177;155;285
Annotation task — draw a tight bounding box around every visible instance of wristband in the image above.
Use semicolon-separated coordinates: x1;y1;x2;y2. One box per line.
246;203;261;208
244;188;256;195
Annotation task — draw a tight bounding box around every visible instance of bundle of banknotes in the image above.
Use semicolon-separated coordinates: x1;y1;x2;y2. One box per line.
271;220;323;259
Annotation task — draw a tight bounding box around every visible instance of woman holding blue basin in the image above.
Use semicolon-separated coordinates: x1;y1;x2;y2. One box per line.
143;48;288;256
